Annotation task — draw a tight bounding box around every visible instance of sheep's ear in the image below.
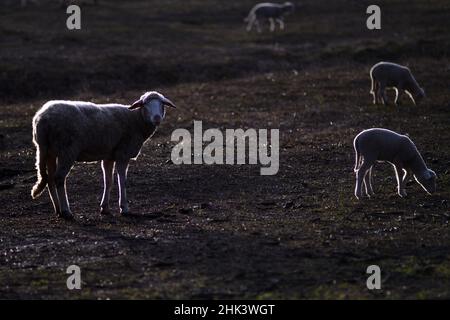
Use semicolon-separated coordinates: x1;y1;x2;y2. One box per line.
129;100;144;110
161;96;176;109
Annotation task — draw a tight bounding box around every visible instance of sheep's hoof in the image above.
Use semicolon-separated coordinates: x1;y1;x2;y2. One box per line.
59;211;74;220
100;207;111;215
120;208;130;216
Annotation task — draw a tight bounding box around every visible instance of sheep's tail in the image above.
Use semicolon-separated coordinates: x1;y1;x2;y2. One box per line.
353;137;362;172
31;125;48;199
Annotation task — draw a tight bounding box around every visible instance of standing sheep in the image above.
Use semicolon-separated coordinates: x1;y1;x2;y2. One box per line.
245;2;295;32
31;91;176;220
354;128;436;199
370;62;425;106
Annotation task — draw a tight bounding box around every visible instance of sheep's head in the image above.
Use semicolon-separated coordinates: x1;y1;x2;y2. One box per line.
129;91;176;126
414;88;426;103
414;169;436;194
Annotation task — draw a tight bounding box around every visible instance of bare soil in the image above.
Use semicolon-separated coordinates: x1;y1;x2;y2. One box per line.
0;0;449;299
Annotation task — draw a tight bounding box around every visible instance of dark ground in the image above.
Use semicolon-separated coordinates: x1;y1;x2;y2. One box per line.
0;0;449;299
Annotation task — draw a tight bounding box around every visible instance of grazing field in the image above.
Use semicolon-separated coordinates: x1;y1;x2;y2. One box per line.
0;0;449;299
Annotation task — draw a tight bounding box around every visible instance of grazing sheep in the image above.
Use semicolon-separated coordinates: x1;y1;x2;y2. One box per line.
354;128;436;199
31;91;176;220
245;2;295;32
370;62;425;106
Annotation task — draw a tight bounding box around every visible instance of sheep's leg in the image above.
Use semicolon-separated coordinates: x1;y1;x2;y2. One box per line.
246;21;252;32
411;95;417;106
269;18;275;32
372;81;379;104
368;166;375;195
246;17;255;32
100;160;115;215
375;82;383;104
400;168;408;197
355;167;368;199
379;83;388;105
255;19;262;33
116;160;130;215
355;161;372;199
362;165;370;196
395;84;404;106
393;164;407;197
276;18;285;30
46;154;60;215
363;177;369;197
394;86;404;106
363;165;375;197
394;88;399;106
54;156;74;219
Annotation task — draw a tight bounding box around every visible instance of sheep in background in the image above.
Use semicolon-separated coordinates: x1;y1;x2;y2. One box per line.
370;62;425;106
354;128;436;199
31;91;176;220
245;2;295;32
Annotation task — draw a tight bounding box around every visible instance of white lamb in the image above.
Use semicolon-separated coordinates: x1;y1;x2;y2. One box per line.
31;91;176;220
354;128;436;199
245;2;295;32
370;62;425;106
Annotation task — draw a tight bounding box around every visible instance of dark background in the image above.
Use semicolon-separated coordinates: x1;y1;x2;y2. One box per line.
0;0;449;299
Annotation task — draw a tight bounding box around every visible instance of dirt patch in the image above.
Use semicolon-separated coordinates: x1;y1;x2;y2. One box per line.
0;0;449;299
